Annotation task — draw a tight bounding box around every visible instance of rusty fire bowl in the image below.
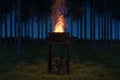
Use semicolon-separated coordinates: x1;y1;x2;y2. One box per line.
48;32;69;42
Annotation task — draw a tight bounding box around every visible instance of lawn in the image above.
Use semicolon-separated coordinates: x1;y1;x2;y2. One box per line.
0;42;120;80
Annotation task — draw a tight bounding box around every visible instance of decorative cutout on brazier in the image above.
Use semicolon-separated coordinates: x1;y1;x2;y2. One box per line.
48;42;70;74
50;57;68;74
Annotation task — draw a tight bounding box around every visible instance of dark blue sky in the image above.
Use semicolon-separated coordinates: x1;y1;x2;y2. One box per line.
1;6;118;40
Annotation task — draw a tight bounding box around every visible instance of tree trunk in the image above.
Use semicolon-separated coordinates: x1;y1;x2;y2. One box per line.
24;21;27;39
117;21;120;40
14;6;17;46
37;18;40;40
31;17;34;39
90;4;93;41
84;1;87;41
77;19;79;38
114;20;117;40
45;16;48;38
10;9;13;46
92;7;95;48
103;11;107;48
80;17;83;39
70;16;73;37
4;12;8;48
0;19;2;47
98;15;101;40
28;20;30;39
17;0;21;57
21;22;23;38
110;16;112;48
31;17;34;46
50;17;52;32
41;17;44;40
107;15;109;41
117;20;119;40
84;0;87;48
101;16;104;41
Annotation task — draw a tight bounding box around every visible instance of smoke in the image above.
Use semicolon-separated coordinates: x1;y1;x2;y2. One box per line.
51;0;67;28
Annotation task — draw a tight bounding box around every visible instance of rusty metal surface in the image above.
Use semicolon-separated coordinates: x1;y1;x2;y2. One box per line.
48;42;70;74
48;32;69;42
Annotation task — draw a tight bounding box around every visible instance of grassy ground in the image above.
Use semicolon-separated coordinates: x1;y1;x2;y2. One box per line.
0;42;120;80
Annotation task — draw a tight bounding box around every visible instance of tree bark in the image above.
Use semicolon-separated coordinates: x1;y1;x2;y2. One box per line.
92;6;95;48
101;16;104;41
70;16;73;37
5;12;8;48
90;4;93;41
17;0;21;57
98;15;101;40
31;17;34;46
114;20;117;40
28;20;30;38
21;22;23;38
41;17;44;40
107;15;109;41
103;10;107;48
80;17;83;39
45;16;48;38
77;18;79;38
50;17;52;32
24;21;27;39
10;8;13;46
0;19;2;47
84;1;87;41
110;16;112;48
14;5;17;46
31;17;34;39
117;21;119;40
37;18;40;40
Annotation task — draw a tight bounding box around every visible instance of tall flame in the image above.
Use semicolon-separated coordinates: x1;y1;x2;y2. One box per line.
51;0;66;33
53;15;65;32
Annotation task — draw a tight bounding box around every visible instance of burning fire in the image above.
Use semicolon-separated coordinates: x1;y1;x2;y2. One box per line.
51;0;67;33
53;15;65;33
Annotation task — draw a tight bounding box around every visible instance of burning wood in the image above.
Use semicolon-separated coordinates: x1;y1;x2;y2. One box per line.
49;0;68;42
53;15;66;33
51;0;67;33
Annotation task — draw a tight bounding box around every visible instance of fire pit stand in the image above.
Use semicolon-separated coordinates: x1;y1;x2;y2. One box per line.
48;33;70;74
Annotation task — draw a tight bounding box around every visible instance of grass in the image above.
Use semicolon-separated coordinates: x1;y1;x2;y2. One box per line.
0;43;120;80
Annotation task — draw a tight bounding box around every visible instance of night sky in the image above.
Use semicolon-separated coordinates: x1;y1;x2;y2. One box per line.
0;0;120;40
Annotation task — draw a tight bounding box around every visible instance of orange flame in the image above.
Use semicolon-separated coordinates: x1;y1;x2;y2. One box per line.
53;15;65;33
51;0;67;33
